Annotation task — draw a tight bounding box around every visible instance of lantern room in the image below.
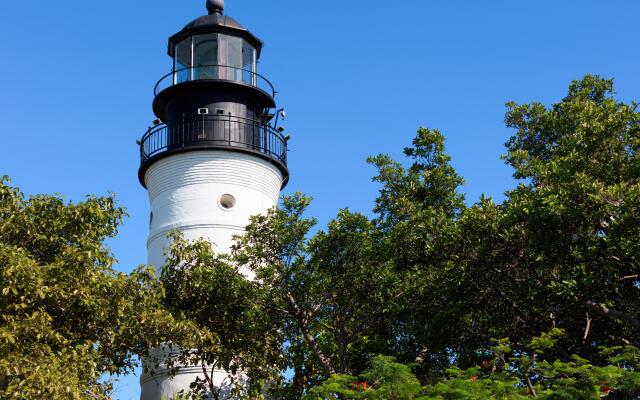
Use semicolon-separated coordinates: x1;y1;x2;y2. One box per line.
171;33;257;86
152;0;276;120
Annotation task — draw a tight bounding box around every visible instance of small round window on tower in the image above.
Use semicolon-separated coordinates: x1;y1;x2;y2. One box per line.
219;194;236;210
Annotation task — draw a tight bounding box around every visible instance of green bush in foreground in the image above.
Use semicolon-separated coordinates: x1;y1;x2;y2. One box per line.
306;331;640;399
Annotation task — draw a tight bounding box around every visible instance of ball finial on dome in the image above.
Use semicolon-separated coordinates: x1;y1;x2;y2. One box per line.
206;0;225;14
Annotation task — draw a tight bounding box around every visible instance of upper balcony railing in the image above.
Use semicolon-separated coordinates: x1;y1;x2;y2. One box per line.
139;114;288;184
154;64;277;98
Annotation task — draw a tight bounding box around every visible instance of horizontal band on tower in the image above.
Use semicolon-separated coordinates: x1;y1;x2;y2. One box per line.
140;367;234;386
147;222;247;246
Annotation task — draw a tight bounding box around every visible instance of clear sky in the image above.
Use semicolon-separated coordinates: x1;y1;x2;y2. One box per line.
1;0;639;398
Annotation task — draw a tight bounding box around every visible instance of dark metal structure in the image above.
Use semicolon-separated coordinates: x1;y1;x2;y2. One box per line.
138;0;288;187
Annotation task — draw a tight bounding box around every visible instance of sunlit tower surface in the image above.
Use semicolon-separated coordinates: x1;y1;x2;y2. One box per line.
137;0;289;397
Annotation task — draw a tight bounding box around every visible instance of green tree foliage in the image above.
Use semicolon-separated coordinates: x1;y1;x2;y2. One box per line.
231;195;400;396
2;75;639;399
0;178;198;399
361;75;640;375
223;75;640;398
159;233;285;399
304;356;423;400
304;331;640;399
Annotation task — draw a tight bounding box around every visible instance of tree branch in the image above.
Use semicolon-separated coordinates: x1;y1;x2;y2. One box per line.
285;292;335;376
83;389;102;400
525;375;537;398
586;301;640;332
582;313;592;344
202;363;216;397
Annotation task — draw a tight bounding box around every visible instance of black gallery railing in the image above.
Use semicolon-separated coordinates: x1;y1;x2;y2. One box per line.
154;65;277;98
139;115;288;168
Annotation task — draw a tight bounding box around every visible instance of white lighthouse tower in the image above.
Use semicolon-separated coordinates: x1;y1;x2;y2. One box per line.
137;0;289;398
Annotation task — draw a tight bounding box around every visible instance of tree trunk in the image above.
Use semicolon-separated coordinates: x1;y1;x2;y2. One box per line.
286;292;335;375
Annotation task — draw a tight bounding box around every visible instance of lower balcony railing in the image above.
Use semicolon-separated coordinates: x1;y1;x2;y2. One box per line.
139;114;288;173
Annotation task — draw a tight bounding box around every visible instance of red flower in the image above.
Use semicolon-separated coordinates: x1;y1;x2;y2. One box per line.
600;385;613;395
351;381;370;391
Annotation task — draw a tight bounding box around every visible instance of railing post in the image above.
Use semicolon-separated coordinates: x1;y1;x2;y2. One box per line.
201;113;205;140
228;112;232;146
181;116;185;148
140;135;144;162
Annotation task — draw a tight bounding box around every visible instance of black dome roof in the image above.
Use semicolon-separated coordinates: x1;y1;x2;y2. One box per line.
168;7;264;58
184;13;245;31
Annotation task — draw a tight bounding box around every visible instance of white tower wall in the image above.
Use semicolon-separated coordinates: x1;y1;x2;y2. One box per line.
140;150;283;400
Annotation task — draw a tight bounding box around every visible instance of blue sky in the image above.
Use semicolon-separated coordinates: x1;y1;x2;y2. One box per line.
1;0;639;398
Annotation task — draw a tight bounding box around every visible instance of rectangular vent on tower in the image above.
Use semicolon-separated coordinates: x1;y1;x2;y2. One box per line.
216;109;224;115
198;108;209;115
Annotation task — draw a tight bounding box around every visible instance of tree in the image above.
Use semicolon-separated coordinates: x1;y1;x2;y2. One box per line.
240;75;640;397
229;194;403;397
0;177;198;399
498;75;640;352
306;331;640;399
362;75;640;375
2;75;638;399
159;233;285;399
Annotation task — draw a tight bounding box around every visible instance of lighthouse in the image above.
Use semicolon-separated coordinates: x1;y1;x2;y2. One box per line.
137;0;288;398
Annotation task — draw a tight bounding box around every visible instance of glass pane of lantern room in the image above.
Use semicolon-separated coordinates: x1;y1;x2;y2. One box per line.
174;38;192;84
221;35;243;81
242;41;256;85
193;34;218;80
